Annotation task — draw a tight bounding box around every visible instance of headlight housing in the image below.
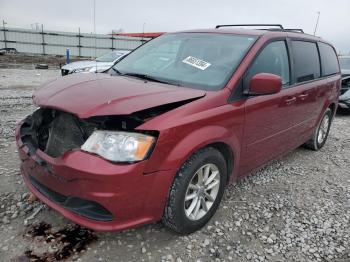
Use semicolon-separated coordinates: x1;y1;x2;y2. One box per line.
73;67;94;73
81;131;156;162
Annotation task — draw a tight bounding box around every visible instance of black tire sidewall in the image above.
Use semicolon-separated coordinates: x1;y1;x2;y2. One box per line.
166;148;227;234
315;109;332;149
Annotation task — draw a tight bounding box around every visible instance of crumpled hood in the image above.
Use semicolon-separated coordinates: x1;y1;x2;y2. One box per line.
33;73;206;118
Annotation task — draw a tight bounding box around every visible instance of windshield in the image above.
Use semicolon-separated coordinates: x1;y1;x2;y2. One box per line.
113;33;257;90
339;57;350;70
95;52;125;62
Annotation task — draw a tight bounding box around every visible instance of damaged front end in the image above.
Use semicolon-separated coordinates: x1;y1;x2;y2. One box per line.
20;108;152;160
15;71;208;230
20;97;199;161
16;106;180;226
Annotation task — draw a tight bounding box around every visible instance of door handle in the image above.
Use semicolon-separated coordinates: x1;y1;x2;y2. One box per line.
298;93;309;100
285;97;296;105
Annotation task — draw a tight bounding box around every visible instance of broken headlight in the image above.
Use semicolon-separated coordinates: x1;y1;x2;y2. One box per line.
81;131;156;162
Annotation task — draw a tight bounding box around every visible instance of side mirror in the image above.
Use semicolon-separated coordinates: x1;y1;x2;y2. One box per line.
249;73;282;95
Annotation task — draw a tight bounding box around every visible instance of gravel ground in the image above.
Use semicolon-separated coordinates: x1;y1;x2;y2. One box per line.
0;53;87;69
0;67;349;262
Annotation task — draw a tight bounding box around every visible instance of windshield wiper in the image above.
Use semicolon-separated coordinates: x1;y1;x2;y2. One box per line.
121;72;181;86
111;68;123;75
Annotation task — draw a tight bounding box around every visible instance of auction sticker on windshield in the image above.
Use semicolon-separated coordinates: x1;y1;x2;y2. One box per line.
182;56;211;70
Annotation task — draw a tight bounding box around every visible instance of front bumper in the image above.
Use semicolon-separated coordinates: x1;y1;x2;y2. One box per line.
338;94;350;109
338;101;350;109
16;120;174;231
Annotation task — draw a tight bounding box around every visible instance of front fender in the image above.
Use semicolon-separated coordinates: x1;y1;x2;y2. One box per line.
145;125;241;182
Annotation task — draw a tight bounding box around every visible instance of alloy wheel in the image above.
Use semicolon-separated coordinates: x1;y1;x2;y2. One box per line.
184;163;221;221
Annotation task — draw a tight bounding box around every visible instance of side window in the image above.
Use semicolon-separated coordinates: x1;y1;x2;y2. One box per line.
318;42;340;76
246;41;290;86
292;41;321;83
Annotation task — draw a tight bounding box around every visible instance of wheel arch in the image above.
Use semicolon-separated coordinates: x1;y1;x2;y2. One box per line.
205;142;234;185
316;101;337;128
328;102;337;117
151;125;240;184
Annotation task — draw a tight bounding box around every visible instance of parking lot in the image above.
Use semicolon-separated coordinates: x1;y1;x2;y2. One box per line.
0;57;349;262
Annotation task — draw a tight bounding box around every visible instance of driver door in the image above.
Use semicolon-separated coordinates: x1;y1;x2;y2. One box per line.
240;40;301;175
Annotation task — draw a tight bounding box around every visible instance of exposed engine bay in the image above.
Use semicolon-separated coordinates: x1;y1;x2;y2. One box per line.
20;98;197;158
20;109;147;158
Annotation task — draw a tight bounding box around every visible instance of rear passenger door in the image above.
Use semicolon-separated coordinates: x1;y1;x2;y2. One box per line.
240;40;302;174
289;40;324;138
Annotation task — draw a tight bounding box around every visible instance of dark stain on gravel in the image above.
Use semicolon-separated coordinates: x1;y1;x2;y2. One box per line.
15;222;98;261
27;222;52;239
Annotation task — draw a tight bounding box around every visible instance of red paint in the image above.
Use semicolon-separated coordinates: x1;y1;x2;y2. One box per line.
16;29;341;232
33;73;205;118
249;73;282;95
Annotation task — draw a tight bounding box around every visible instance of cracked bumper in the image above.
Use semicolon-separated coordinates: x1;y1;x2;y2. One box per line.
16;120;174;231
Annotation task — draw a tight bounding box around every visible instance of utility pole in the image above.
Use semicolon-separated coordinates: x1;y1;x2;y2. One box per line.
2;20;7;49
111;30;114;51
93;0;97;58
313;11;320;36
41;24;45;55
78;27;81;57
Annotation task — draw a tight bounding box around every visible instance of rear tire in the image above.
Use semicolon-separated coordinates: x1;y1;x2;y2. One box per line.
163;147;227;234
304;108;332;150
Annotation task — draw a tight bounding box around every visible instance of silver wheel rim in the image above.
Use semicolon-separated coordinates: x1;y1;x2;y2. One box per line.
184;163;220;221
317;114;330;144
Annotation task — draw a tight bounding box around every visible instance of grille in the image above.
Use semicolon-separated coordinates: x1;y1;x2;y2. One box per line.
43;112;85;157
22;109;91;158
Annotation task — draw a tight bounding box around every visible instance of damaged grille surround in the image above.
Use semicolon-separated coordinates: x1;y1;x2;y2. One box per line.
20;108;156;159
20;98;198;160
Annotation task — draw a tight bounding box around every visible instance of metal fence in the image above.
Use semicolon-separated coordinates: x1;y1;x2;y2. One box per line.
0;26;148;57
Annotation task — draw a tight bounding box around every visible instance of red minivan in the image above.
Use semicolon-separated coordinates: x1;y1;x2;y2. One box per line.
16;24;341;234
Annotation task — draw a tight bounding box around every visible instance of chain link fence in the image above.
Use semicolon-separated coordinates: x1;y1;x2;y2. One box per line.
0;25;149;57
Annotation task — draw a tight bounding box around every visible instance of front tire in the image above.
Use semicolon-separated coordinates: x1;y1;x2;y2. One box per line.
163;147;227;234
304;108;333;150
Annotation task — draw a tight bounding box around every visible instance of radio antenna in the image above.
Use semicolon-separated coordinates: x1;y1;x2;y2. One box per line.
313;11;320;36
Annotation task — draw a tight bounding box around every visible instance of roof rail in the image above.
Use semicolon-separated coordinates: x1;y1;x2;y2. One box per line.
215;24;284;29
284;28;304;33
264;28;305;34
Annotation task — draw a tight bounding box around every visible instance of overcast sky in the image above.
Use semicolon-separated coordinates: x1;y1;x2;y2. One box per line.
0;0;349;53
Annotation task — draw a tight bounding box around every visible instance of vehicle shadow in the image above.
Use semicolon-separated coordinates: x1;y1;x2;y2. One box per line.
336;108;350;116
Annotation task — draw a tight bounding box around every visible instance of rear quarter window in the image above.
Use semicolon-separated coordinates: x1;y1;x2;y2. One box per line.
318;42;340;76
292;41;321;83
